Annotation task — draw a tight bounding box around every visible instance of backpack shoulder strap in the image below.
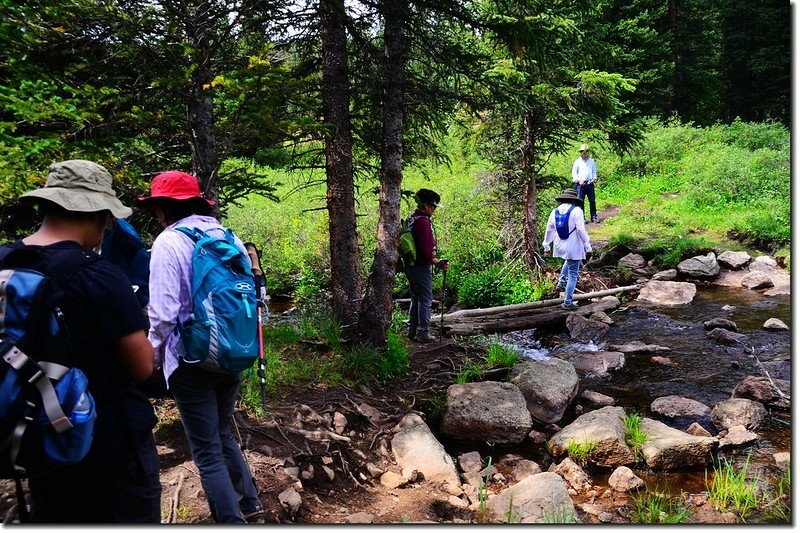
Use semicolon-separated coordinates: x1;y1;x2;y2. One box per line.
173;226;204;242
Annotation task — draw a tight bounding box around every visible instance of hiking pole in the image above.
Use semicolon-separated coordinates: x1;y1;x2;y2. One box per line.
245;243;268;410
438;260;449;332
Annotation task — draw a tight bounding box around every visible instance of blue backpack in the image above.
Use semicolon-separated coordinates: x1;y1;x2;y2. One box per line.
555;205;577;240
101;219;150;308
175;227;259;373
0;247;97;490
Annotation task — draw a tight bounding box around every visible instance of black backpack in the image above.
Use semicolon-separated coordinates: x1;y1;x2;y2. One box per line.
0;246;97;521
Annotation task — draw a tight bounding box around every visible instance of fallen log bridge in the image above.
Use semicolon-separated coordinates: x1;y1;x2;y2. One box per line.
439;284;640;336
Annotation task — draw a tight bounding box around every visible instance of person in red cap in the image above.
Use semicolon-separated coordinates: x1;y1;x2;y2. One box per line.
137;171;263;523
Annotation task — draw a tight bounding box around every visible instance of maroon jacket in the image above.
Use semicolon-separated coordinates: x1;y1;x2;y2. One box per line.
409;209;436;265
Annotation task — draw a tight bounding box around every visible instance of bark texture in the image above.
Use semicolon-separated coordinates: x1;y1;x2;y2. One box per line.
321;0;361;326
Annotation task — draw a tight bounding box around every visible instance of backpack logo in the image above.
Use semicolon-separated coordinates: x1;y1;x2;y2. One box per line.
0;258;96;481
175;227;259;373
555;205;577;240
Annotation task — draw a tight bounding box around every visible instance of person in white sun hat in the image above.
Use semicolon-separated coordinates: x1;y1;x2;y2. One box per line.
572;143;599;223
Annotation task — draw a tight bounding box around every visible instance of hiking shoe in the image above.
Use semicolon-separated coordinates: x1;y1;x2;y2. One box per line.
591;216;599;223
414;331;434;343
243;507;266;524
407;330;417;341
561;302;579;310
555;283;566;292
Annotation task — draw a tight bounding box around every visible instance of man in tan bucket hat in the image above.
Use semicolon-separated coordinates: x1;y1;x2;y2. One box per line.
0;160;161;523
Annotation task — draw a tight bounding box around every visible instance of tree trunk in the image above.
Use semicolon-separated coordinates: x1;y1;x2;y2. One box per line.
186;3;218;203
521;111;544;281
355;0;408;349
321;0;361;327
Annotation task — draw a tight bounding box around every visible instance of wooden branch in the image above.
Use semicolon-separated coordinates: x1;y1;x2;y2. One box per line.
443;285;640;320
263;420;351;443
168;473;185;524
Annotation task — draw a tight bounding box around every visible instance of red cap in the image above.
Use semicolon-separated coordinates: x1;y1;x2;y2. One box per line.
136;171;216;205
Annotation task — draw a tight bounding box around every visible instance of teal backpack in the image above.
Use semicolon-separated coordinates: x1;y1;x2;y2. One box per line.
175;227;259;373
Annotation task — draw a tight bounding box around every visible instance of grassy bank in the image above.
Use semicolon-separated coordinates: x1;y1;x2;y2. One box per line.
226;118;790;308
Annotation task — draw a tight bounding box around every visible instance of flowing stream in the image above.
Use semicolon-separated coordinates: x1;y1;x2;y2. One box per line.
495;285;791;497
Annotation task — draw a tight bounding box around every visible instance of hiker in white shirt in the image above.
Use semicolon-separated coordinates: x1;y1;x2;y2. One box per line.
572;143;599;223
543;188;593;310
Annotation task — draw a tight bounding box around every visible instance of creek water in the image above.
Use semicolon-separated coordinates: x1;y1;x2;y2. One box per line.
496;285;791;498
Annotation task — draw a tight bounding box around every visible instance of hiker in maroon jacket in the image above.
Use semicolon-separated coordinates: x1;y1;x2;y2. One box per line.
404;189;449;343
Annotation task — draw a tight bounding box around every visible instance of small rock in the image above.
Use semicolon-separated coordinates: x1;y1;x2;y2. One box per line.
322;465;335;481
333;412;347;434
457;451;483;474
721;304;737;315
301;465;314;480
347;512;374;524
608;466;644;492
703;318;738;331
599;512;614;523
753;255;777;268
366;463;383;478
707;327;748;345
720;512;738;523
651;356;675;366
717;424;758;449
442;482;462;496
581;390;615;407
741;271;774;290
685;422;712;437
590;311;615;325
447;495;469;510
380;471;405;489
773;452;790;471
284;466;300;480
321;456;334;465
358;403;382;425
652;269;678;281
278;487;302;517
717;251;752;270
763;318;789;331
527;430;547;444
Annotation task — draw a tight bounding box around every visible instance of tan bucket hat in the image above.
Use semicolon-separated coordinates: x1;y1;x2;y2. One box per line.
578;144;590;153
19;160;132;218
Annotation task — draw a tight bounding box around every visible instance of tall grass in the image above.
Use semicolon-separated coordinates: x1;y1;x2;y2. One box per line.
623;411;649;462
632;487;690;524
706;454;762;520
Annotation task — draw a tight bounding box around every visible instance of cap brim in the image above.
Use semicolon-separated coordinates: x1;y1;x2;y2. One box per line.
21;188;132;219
136;194;216;206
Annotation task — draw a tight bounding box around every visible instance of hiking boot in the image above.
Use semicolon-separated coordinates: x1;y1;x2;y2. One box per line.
413;331;434;343
407;330;417;341
561;302;579;310
555;282;566;292
243;507;266;524
591;216;599;223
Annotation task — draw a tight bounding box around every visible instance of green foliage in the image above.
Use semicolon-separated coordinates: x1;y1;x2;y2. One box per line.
477;456;493;523
455;359;485;384
485;343;520;368
640;235;716;270
706;455;762;520
623;411;648;462
539;509;578;524
632;488;690;524
763;464;791;523
566;439;597;465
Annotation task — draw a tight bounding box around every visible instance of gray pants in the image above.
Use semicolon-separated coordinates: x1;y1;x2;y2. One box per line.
406;264;433;335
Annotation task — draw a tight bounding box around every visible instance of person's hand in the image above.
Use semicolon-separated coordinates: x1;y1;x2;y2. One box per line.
578;180;585;186
544;249;551;257
435;259;450;271
585;251;593;260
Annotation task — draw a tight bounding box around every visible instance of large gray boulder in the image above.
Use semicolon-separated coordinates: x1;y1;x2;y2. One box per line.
763;318;789;331
711;398;767;431
619;253;647;270
741;271;774;290
441;382;532;445
717;251;752;270
549;406;634;468
509;359;579;425
390;413;460;487
732;376;789;409
566;313;610;342
677;252;720;278
637;280;696;306
707;327;748;345
639;418;718;470
571;351;625;377
650;395;711;419
485;472;575;523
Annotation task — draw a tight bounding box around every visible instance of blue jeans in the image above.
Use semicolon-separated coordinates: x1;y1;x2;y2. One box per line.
576;183;597;220
406;264;433;335
169;363;260;523
558;259;582;305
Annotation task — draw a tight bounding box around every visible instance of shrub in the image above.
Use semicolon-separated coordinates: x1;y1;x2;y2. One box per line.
485;343;520;368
